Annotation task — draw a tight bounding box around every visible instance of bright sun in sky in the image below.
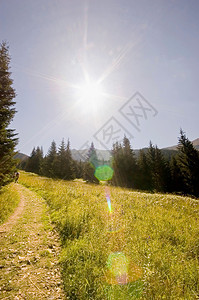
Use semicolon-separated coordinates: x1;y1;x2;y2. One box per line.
75;79;105;112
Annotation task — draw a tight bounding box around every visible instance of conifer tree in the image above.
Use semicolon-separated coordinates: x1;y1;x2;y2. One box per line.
55;139;75;180
169;155;184;193
137;149;152;190
35;146;43;175
87;142;98;168
177;130;199;196
42;140;57;177
112;137;137;188
65;139;75;180
122;136;138;188
83;142;99;183
0;42;18;186
25;147;36;173
25;146;43;174
147;142;168;192
73;160;83;178
111;141;123;186
55;139;67;179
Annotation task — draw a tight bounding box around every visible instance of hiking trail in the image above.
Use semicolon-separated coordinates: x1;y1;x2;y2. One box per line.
0;184;65;300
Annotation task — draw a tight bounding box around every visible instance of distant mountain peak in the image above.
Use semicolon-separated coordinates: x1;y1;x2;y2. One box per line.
192;138;199;146
163;137;199;151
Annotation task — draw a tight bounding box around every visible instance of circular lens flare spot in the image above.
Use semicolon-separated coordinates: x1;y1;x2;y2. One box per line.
106;252;142;285
107;211;124;233
95;165;114;181
107;252;129;283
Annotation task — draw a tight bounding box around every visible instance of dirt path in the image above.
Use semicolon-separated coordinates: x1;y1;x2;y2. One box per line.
0;184;25;234
0;184;65;300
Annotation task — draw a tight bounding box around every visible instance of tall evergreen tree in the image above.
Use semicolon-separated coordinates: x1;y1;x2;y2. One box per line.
42;140;57;177
65;139;75;180
177;130;199;196
137;149;152;190
55;139;75;180
83;142;99;183
111;141;123;186
35;146;43;175
25;146;43;174
55;139;67;179
25;147;36;173
169;155;184;193
0;42;18;186
87;142;98;168
73;160;84;178
122;136;138;187
147;142;168;192
112;137;137;188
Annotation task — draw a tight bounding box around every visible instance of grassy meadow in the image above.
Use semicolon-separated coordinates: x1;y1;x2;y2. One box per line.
0;183;20;225
6;171;199;299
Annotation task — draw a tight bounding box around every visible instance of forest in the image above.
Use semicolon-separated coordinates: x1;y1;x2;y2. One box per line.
20;130;199;198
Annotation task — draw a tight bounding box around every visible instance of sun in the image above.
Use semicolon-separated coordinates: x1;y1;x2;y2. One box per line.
80;81;102;101
76;79;105;112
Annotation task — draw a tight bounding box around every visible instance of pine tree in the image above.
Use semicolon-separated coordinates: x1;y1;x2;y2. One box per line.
169;155;184;193
25;147;36;173
42;140;57;178
112;137;137;188
65;139;75;180
87;142;98;168
137;149;152;190
73;160;83;178
83;142;99;183
147;142;168;192
177;130;199;196
35;146;43;174
0;42;18;186
111;141;124;186
122;136;138;188
55;139;75;180
25;146;43;174
55;139;67;179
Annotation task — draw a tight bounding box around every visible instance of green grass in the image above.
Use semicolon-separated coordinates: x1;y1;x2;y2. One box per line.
0;183;20;225
19;171;199;299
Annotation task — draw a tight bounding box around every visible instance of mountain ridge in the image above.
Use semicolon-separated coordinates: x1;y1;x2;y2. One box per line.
163;137;199;151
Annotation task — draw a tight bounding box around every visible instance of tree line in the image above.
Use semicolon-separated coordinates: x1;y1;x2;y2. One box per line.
111;131;199;197
20;130;199;198
21;140;103;184
24;139;77;180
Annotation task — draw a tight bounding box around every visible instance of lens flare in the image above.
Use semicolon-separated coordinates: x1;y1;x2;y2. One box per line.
94;165;114;181
107;213;124;234
105;279;143;300
106;190;112;213
88;145;143;298
105;252;142;285
107;252;129;285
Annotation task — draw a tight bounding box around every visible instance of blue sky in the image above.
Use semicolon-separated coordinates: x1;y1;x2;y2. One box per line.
1;0;199;155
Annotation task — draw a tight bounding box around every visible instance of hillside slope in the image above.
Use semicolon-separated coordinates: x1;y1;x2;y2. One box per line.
164;137;199;150
16;171;199;299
